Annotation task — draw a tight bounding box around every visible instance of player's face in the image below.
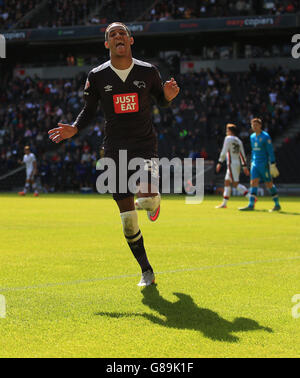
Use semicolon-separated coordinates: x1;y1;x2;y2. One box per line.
251;121;262;133
24;148;30;154
106;27;133;56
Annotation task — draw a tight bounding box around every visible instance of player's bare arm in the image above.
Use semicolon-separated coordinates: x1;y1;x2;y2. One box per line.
243;166;250;176
216;163;222;173
48;123;78;143
163;77;180;101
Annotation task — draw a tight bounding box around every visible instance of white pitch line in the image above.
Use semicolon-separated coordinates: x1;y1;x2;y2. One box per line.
0;256;299;293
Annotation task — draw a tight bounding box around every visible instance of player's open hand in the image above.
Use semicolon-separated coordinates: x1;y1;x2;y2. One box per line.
48;123;78;143
163;78;180;102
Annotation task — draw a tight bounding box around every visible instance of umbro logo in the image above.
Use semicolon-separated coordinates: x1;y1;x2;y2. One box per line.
133;80;146;88
104;85;113;92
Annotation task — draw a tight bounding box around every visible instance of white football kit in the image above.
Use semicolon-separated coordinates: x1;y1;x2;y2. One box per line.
218;136;247;182
23;153;36;179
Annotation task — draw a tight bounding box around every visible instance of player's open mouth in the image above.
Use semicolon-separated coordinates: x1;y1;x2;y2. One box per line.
116;42;125;47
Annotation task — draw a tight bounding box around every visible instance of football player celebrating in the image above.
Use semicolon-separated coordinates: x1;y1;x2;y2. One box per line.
215;123;250;208
48;22;180;286
239;118;281;212
18;146;39;197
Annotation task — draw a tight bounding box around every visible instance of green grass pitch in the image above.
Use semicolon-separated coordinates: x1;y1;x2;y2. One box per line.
0;193;300;358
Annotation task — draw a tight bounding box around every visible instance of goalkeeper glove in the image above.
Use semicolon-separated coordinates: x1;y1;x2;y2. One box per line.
270;163;280;178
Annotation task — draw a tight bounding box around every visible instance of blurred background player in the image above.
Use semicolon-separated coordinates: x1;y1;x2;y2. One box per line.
18;146;39;197
239;118;280;212
215;123;250;208
48;22;179;287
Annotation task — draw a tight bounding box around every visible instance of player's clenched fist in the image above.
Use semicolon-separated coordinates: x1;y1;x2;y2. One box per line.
48;123;78;143
163;77;180;102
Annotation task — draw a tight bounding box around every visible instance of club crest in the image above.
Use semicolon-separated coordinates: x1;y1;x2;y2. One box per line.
133;80;146;89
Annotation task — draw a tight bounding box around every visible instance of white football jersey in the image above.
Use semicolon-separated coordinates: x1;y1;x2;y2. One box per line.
218;136;247;166
23;153;36;171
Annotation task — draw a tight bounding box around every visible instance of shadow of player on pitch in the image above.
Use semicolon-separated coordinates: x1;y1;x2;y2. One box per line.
139;285;273;343
251;209;300;215
96;285;273;343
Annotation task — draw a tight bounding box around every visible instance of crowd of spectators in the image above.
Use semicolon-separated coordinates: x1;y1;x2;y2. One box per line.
143;0;300;22
179;42;293;61
0;0;38;29
156;64;300;161
1;0;300;30
36;0;96;29
243;43;292;59
0;64;300;192
0;72;104;191
261;0;300;14
145;0;249;21
0;0;97;30
89;0;131;25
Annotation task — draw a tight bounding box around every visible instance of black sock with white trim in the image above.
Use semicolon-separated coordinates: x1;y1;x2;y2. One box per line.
120;210;153;273
127;233;153;273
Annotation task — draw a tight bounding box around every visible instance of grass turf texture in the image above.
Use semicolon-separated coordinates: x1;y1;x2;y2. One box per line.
0;193;300;358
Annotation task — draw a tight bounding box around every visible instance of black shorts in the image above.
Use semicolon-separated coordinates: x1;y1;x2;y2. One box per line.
100;149;159;201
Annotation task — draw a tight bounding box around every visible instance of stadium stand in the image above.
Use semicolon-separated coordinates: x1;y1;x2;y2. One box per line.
0;0;39;29
1;0;300;192
0;0;156;29
0;0;100;29
89;0;156;24
157;65;300;158
1;0;299;30
1;61;299;191
261;0;300;14
36;0;98;28
142;0;300;21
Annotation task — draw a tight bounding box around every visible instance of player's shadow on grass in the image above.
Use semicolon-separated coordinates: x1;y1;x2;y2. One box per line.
96;285;273;343
277;211;300;216
253;209;300;216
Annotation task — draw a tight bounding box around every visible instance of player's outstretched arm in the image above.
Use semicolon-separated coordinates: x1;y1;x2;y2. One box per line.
163;78;180;102
48;123;78;144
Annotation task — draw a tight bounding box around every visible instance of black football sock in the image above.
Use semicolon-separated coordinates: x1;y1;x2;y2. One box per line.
127;235;153;273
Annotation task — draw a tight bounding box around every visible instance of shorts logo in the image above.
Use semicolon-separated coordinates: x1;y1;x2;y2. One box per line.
113;93;139;113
